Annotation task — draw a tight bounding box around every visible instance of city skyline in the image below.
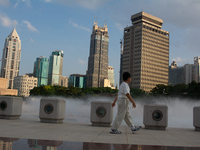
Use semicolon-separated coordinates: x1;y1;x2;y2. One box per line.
0;0;200;86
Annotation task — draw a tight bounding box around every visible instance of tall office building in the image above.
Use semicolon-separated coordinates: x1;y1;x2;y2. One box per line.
108;66;115;87
122;12;169;92
86;21;109;87
0;28;21;89
48;50;64;86
169;61;193;85
33;56;49;87
169;61;184;85
193;57;200;83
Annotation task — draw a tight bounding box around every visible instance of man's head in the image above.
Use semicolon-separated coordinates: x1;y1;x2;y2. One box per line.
123;72;131;83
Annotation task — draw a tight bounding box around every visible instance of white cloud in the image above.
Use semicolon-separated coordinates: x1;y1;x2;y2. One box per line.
30;38;34;42
43;0;110;10
0;13;16;27
23;20;39;33
115;23;124;31
14;0;31;8
69;20;91;32
78;59;86;65
0;0;10;7
44;0;52;2
22;0;31;6
172;57;186;63
14;1;20;8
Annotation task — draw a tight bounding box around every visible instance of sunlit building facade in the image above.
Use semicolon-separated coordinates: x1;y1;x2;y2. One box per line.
61;76;69;87
86;21;109;87
33;56;49;87
0;28;21;89
122;11;169;92
48;50;64;86
13;75;37;97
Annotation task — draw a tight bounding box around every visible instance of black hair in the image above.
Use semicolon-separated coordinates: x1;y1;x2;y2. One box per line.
123;72;131;81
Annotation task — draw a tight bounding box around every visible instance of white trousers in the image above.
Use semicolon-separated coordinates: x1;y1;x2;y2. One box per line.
112;97;134;130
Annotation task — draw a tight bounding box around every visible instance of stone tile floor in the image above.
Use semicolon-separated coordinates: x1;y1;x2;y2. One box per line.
0;117;200;149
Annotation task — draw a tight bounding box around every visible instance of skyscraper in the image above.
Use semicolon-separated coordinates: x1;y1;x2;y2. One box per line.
48;50;63;86
169;61;193;85
192;57;200;83
86;21;109;87
33;56;49;87
122;12;169;92
0;28;21;89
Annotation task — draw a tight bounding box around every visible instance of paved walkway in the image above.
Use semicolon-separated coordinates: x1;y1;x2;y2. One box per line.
0;117;200;147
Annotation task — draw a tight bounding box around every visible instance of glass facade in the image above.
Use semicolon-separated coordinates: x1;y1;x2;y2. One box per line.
33;57;49;87
48;50;64;85
68;74;86;88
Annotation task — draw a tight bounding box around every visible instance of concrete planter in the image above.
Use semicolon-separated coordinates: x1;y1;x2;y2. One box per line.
143;104;168;130
0;96;23;119
193;106;200;131
90;101;113;127
39;98;66;123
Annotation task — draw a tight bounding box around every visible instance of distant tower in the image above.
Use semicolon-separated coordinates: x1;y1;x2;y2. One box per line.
33;56;49;87
48;50;64;86
0;28;21;89
86;21;109;87
119;39;123;85
193;57;200;83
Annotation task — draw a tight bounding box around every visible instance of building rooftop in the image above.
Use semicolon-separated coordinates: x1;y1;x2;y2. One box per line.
0;117;200;149
131;11;163;28
8;28;20;39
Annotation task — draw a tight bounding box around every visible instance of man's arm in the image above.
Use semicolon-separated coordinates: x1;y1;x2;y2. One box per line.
112;94;118;107
126;93;136;108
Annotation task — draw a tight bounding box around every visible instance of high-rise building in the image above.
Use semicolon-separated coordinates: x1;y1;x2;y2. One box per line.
33;56;49;87
48;50;64;86
13;74;37;97
68;74;86;88
169;61;193;85
184;64;193;84
108;66;115;87
193;57;200;83
61;76;69;87
169;61;184;85
86;21;109;87
122;12;169;92
0;28;21;89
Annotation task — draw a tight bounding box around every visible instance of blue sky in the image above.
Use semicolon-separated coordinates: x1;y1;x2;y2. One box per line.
0;0;200;87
